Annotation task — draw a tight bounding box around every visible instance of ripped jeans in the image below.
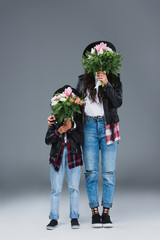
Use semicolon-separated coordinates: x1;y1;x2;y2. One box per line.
49;146;81;220
83;116;118;209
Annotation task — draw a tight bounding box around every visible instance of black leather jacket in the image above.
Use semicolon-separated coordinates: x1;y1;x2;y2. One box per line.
76;74;123;141
45;113;83;157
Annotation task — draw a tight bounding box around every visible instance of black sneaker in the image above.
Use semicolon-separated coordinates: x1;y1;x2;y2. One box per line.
46;219;58;230
102;213;113;228
71;218;80;229
91;213;102;228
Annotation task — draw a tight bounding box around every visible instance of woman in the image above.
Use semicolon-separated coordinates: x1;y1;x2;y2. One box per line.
48;41;122;228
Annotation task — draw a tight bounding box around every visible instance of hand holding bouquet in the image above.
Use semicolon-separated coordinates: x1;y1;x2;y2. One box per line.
82;42;122;88
50;87;84;124
57;119;72;134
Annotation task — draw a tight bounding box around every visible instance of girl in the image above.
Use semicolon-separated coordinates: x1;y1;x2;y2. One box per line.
45;85;83;229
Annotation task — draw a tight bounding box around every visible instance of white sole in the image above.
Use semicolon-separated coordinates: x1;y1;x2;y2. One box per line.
102;223;113;228
91;223;102;228
46;225;58;230
71;225;80;229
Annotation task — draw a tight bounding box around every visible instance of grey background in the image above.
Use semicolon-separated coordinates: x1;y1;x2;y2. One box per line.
0;0;160;194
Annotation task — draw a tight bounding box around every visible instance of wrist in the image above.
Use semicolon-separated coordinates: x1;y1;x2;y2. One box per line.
103;75;108;85
104;80;108;85
57;129;62;134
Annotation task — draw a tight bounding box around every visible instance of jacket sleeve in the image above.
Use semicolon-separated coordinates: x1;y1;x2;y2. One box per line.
67;113;84;146
103;78;123;108
45;124;62;145
76;75;84;98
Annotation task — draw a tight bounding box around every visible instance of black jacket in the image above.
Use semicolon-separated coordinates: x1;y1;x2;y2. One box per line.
76;74;123;141
45;85;84;158
45;113;83;157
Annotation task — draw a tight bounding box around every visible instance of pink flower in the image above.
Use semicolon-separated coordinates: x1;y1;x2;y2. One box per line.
72;93;75;97
95;44;100;53
93;42;107;55
64;87;72;96
100;42;107;50
88;55;92;59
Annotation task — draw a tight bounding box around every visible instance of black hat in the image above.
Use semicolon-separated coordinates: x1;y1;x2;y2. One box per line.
82;41;116;57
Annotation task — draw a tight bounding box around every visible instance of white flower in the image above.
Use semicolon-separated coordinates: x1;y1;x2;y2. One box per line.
51;96;57;101
60;97;66;102
99;48;103;54
91;48;95;54
59;93;66;98
51;100;57;106
107;47;113;53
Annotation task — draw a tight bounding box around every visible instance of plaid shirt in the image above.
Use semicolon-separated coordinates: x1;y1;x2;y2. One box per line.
105;122;120;145
49;130;83;172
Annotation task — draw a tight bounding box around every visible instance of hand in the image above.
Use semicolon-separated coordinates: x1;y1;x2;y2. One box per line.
63;119;72;130
57;119;72;134
48;115;55;126
97;71;108;85
57;125;68;134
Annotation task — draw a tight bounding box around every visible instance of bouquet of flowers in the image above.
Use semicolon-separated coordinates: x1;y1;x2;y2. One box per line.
82;42;122;88
50;87;84;123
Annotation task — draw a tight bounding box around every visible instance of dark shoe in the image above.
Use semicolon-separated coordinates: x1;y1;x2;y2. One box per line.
102;213;113;228
91;213;102;228
71;218;80;229
46;219;58;230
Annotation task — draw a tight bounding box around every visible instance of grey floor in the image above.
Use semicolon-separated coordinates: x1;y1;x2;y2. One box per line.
1;186;160;240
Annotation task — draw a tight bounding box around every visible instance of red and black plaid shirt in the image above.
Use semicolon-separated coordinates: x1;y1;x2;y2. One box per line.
105;122;120;145
49;130;83;172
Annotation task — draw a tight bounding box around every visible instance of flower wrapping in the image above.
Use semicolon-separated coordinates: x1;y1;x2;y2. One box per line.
50;87;84;123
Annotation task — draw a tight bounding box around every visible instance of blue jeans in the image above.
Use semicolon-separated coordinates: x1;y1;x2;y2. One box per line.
49;146;81;220
83;116;118;209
